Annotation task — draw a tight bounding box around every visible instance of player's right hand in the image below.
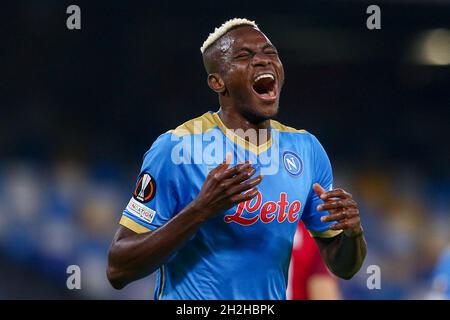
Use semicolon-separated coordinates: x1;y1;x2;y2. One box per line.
191;152;263;220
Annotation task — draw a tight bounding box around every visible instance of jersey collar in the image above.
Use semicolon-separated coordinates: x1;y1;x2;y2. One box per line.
211;111;273;155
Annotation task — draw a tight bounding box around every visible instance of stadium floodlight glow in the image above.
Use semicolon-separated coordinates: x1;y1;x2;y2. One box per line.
410;28;450;65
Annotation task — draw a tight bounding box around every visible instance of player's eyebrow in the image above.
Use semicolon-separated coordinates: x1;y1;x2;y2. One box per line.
234;47;253;53
262;43;276;50
234;43;275;54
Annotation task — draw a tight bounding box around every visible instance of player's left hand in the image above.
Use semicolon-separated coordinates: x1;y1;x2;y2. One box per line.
313;183;363;238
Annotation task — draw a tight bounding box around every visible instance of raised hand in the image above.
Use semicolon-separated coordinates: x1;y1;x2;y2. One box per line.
192;152;263;220
313;183;363;237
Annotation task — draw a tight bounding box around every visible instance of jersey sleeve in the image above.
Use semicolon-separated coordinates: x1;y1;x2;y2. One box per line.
301;134;343;238
119;133;183;233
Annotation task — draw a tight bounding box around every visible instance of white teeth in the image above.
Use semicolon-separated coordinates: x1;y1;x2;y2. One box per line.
254;74;274;83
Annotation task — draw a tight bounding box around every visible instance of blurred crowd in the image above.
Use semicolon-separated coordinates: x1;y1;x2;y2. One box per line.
334;163;450;299
0;157;448;299
0;159;153;299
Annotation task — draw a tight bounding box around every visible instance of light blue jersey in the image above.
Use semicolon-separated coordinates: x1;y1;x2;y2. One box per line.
119;111;341;300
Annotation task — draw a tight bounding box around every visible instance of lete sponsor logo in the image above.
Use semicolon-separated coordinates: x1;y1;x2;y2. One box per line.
224;192;301;226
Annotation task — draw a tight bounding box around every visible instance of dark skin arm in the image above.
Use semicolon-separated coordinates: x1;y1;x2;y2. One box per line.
107;154;263;289
312;183;367;280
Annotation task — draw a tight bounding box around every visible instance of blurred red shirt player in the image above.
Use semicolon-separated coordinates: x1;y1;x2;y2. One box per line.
287;222;341;300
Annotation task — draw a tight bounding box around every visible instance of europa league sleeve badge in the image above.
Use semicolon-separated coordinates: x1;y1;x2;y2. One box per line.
133;173;157;203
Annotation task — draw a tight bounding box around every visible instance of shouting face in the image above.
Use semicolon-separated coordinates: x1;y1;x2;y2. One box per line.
203;26;285;123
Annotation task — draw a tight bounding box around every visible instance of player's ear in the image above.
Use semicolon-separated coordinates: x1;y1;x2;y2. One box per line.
207;73;226;93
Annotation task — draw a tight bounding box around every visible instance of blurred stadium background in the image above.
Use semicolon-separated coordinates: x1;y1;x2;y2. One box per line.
0;0;449;299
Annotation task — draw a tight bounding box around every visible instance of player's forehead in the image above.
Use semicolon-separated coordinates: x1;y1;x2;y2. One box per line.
225;26;275;52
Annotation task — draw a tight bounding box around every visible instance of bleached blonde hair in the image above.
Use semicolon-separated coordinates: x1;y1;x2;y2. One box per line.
200;18;259;54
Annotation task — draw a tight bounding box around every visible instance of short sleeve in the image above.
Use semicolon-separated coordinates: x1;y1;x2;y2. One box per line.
301;134;343;238
119;133;183;233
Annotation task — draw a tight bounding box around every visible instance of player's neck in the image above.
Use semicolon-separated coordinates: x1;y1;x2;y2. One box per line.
217;108;271;146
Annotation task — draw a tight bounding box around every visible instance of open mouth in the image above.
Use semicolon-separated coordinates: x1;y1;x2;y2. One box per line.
252;73;277;100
